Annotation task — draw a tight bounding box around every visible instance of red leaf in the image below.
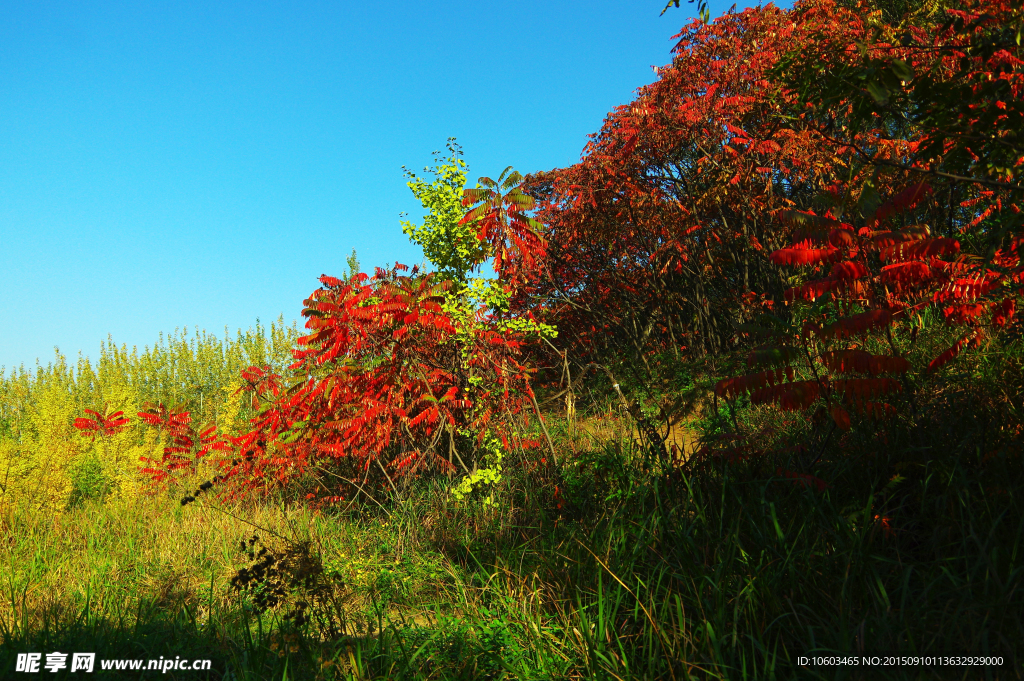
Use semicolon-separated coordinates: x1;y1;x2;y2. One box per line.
820;351;910;375
874;183;932;224
830;261;868;280
869;225;930;249
828;228;857;248
770;246;841;266
992;298;1016;328
831;378;902;400
785;278;839;302
943;303;986;325
880;261;933;288
927;331;983;373
830;405;851;431
880;237;959;263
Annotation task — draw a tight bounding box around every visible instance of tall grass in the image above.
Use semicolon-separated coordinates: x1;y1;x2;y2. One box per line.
1;405;1020;679
0;318;298;438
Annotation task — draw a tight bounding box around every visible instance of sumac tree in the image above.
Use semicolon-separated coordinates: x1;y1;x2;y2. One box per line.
710;0;1022;449
526;0;1021;468
171;147;552;502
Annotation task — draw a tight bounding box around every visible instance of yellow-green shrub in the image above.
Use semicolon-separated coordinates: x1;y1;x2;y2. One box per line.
1;381;82;510
0;320;299;508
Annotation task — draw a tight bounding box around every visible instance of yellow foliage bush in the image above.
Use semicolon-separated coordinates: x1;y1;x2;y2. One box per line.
217;378;247;437
1;382;82;510
0;320;299;509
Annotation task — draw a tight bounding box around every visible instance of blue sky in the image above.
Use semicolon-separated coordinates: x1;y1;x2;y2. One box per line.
1;0;760;371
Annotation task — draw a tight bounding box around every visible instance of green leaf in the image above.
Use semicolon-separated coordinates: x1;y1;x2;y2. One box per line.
858;181;882;219
890;59;913;83
500;170;523;192
866;79;889;105
747;346;802;368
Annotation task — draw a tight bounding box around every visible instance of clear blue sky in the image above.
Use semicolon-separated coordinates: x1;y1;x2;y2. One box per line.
1;0;759;372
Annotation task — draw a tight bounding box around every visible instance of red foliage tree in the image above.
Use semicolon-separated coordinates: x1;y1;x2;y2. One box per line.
713;0;1022;443
525;0;1021;475
179;265;535;501
527;3;840;365
137;402;221;484
461;167;547;287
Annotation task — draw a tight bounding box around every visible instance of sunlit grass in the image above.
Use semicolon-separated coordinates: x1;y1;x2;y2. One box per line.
2;401;1021;680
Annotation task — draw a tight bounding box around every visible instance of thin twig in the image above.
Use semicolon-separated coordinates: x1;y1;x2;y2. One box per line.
448;425;471;474
314;465;390;516
198;499;291;544
529;389;559;469
376;457;401;498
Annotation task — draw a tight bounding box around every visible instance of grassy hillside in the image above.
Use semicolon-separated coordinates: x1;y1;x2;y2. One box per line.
1;339;1021;679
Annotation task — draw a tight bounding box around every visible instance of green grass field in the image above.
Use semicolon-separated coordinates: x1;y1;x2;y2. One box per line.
2;401;1021;680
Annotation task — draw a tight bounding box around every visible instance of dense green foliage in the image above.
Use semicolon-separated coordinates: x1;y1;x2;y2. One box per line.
400;139;486;286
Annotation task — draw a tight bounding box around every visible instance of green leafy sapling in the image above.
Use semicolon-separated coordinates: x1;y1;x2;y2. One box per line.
400;139;556;360
344;248;360;281
399;140;556;493
451;432;504;506
400;138;487;286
